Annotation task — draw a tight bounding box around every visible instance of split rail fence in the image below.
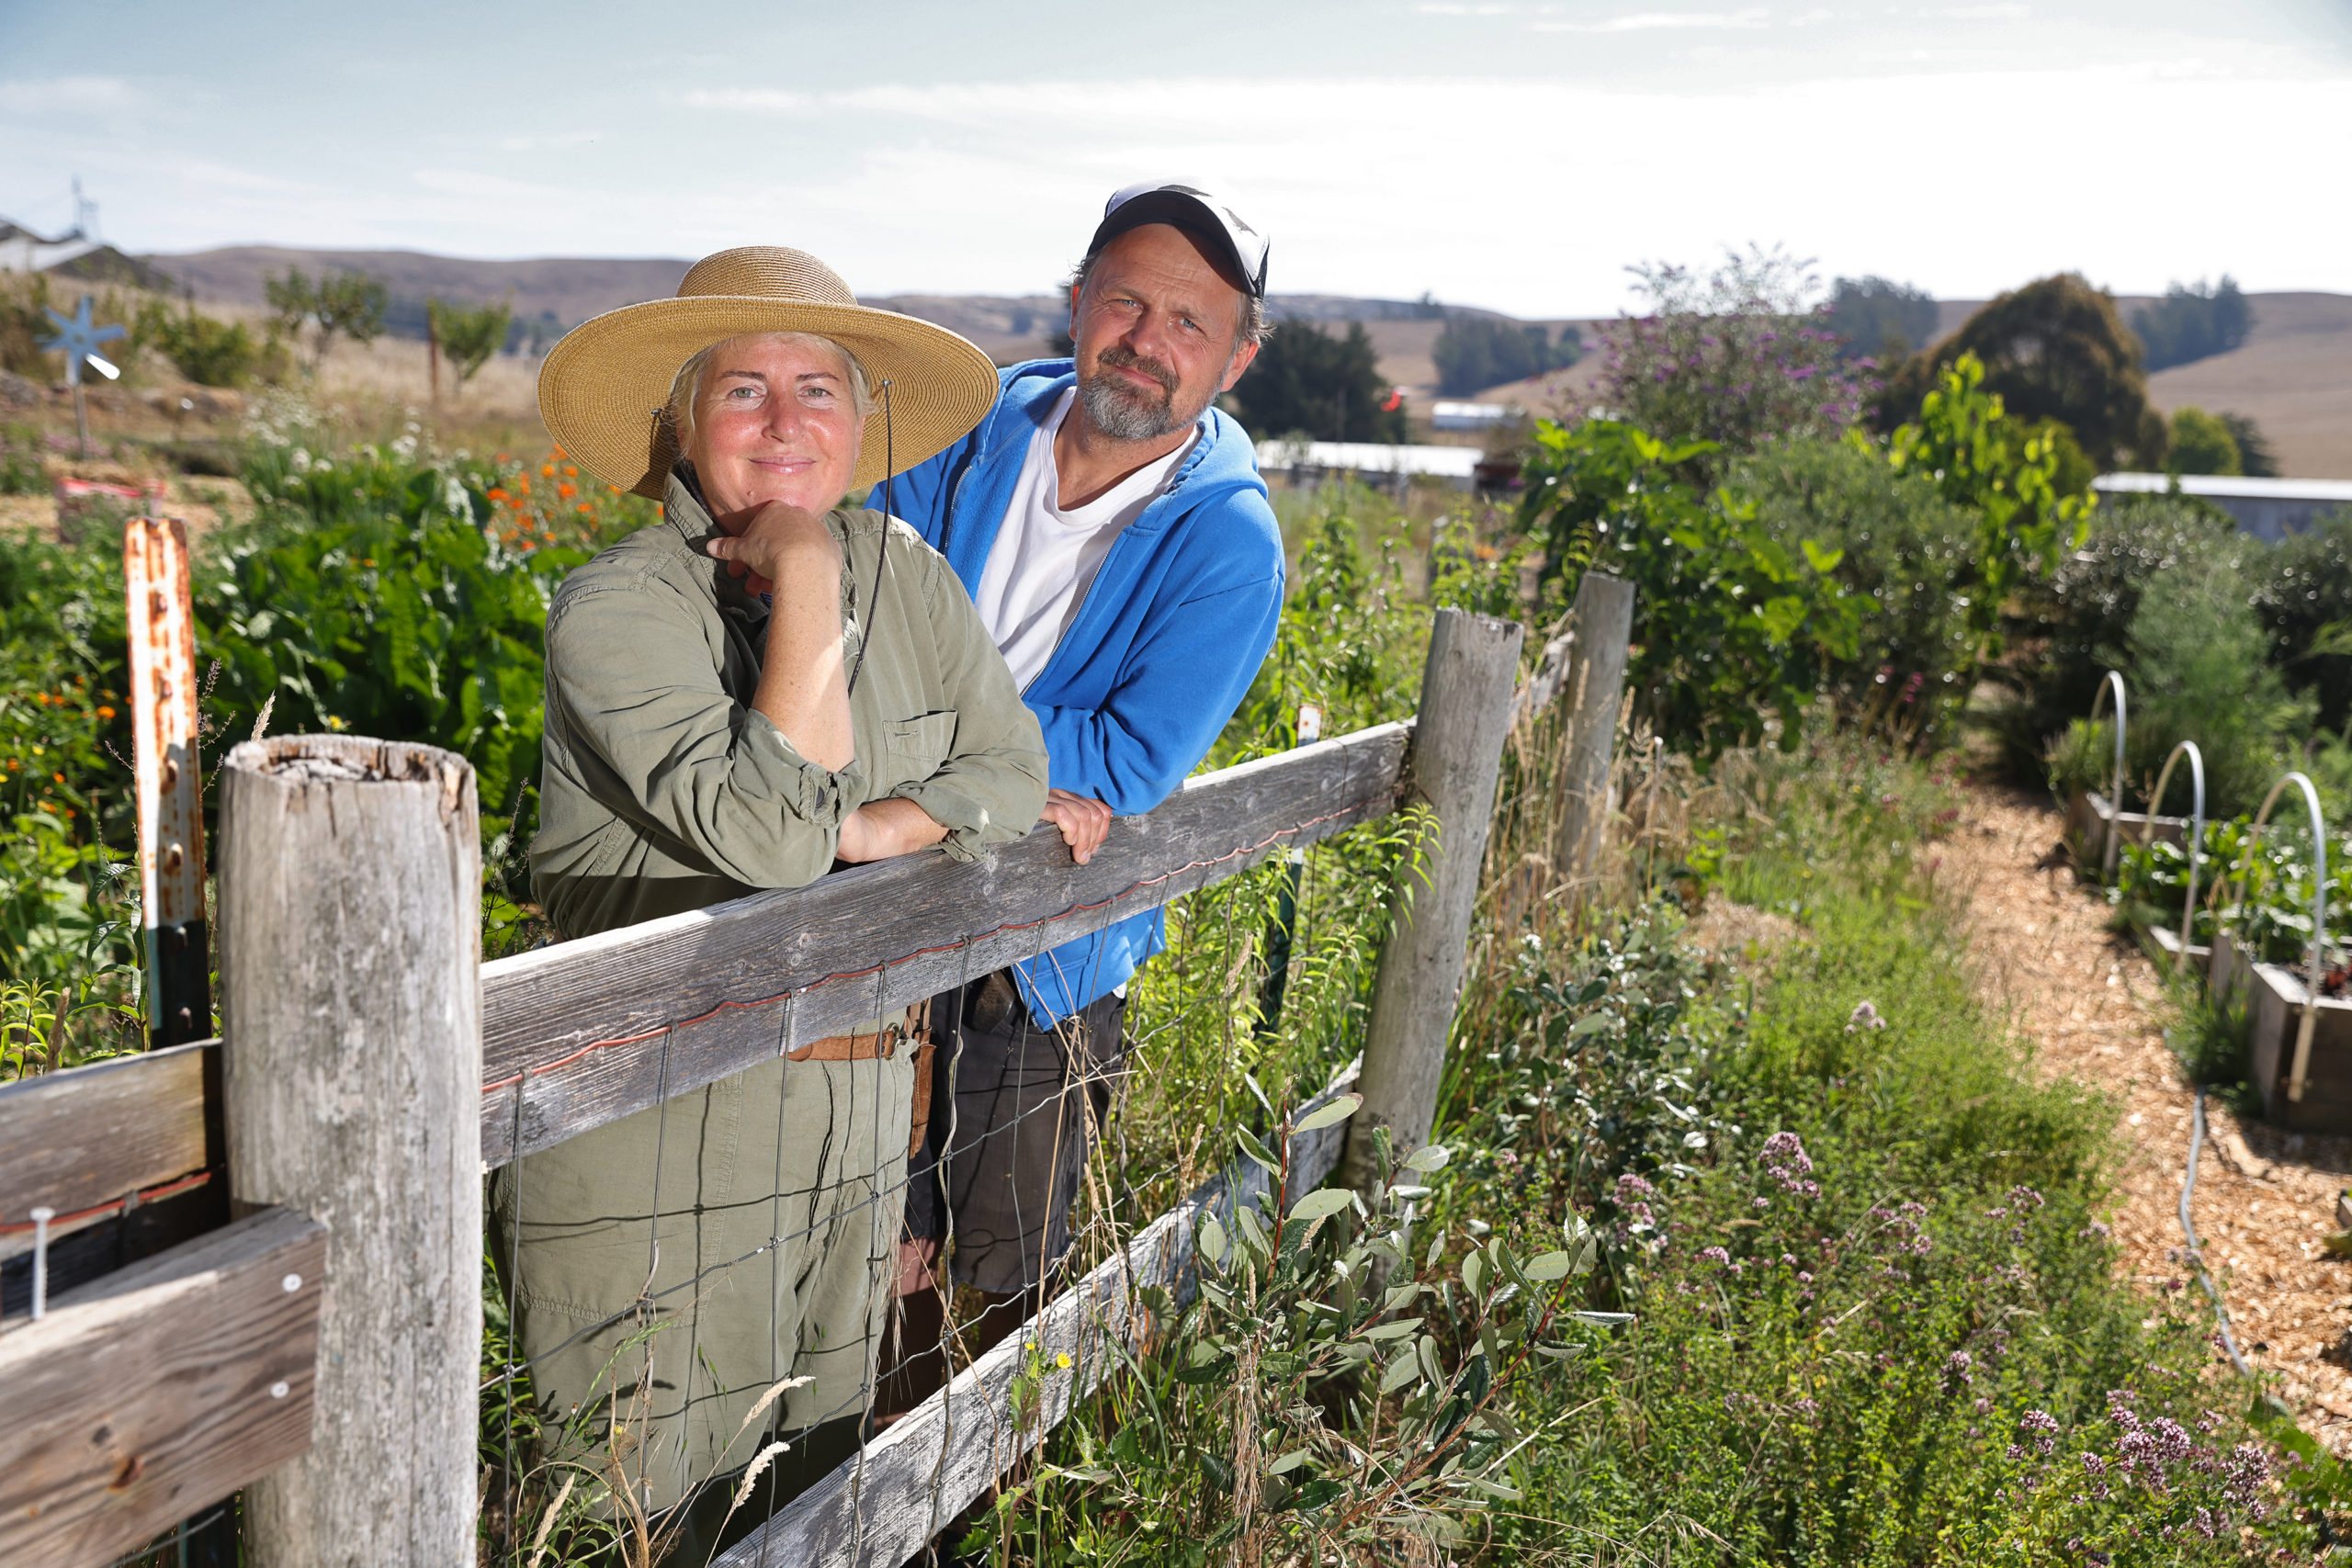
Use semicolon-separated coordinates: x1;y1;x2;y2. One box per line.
2;519;1635;1567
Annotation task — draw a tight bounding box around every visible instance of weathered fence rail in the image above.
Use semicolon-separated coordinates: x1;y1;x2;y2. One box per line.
479;717;1412;1166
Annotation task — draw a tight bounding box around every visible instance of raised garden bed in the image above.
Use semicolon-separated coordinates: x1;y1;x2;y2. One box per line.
2212;930;2352;1132
2066;788;2188;869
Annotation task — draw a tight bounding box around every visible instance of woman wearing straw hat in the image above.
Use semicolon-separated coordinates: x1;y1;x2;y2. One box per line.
502;247;1047;1557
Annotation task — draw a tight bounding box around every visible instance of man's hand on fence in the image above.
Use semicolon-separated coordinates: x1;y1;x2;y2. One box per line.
1041;789;1114;865
837;798;949;863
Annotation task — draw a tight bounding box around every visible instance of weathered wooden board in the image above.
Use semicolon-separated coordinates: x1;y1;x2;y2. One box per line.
0;1206;325;1568
0;1040;212;1262
481;722;1408;1167
715;1062;1362;1568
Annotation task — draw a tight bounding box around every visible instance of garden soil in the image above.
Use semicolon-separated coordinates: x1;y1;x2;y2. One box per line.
1942;784;2352;1456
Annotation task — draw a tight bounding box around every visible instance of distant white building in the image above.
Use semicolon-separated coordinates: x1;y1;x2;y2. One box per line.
0;218;103;275
2093;473;2352;543
1256;439;1481;484
1430;400;1519;432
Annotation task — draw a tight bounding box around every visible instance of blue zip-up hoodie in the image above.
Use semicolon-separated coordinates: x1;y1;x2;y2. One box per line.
885;360;1284;1025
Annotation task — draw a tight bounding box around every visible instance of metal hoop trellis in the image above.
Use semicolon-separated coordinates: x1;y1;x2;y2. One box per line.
2139;740;2206;973
2087;671;2127;881
2209;771;2332;1103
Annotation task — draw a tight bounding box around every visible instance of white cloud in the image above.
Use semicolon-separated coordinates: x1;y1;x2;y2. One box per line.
1535;8;1771;32
679;87;812;113
0;75;144;118
1927;4;2030;17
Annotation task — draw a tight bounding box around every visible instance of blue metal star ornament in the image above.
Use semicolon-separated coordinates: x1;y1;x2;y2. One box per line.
40;295;128;388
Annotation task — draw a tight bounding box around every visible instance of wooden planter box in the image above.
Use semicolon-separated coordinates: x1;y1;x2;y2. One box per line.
2066;788;2189;871
2211;931;2352;1131
2148;925;2211;965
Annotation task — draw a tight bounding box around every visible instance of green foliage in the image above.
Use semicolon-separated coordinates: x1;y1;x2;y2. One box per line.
2132;276;2252;373
1596;248;1873;474
976;1106;1602;1564
2222;411;2279;478
1887;353;2095;664
1827;275;1939;362
1880;275;2165;471
206;445;585;878
1518;417;1861;761
1432;315;1579;397
1227;321;1405;443
1729;434;1977;739
134;299;274;388
265;265;390;372
2120;549;2311;818
2201;815;2352;967
2166;406;2242;476
2251;507;2352;732
0;422;48;495
429;297;514;392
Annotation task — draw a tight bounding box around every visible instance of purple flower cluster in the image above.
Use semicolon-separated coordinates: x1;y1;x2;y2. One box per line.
2018;1409;2062;1455
1758;1131;1821;1199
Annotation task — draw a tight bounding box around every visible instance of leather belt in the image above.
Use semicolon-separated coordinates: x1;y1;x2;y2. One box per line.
785;1003;936;1161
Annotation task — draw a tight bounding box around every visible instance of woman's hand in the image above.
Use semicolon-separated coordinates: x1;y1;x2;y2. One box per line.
705;501;840;597
836;798;949;863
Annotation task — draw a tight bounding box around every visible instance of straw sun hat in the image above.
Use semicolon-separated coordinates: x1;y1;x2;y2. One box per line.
538;246;1000;499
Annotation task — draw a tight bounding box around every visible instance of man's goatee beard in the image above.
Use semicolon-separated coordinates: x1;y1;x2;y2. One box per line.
1078;371;1187;443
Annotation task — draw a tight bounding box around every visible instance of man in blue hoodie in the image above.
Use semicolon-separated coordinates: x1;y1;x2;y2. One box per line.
878;184;1284;1409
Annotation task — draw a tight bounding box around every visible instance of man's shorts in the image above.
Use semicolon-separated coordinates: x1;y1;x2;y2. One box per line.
901;972;1127;1294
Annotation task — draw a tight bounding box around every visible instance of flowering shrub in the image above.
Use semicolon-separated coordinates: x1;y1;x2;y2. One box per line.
1589;248;1877;473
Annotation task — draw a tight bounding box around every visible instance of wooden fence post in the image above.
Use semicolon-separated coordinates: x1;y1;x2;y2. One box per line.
1342;609;1524;1190
218;736;481;1568
1550;570;1635;902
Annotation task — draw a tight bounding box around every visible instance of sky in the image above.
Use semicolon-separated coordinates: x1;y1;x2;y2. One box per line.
3;0;2349;318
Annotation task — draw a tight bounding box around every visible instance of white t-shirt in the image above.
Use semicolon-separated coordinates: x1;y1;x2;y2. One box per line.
973;389;1194;691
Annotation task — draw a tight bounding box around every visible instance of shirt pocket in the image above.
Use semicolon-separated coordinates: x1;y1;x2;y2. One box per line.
885;711;958;781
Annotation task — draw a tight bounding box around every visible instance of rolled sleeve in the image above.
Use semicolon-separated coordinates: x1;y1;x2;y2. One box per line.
884;548;1048;859
544;581;856;888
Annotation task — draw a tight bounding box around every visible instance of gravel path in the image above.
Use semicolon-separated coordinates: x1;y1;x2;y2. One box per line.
1941;784;2352;1453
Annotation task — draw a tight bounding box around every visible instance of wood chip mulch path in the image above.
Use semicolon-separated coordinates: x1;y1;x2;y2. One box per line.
1940;784;2352;1454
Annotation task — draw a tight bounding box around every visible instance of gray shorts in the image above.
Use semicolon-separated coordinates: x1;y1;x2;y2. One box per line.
901;973;1127;1294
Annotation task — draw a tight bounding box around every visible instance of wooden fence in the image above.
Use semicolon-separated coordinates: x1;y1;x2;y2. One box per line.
2;568;1640;1563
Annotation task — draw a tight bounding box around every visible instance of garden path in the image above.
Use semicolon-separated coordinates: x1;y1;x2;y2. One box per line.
1943;784;2352;1456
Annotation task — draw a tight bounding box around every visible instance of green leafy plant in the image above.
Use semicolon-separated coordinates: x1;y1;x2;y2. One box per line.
429;298;514;397
1886;352;2094;667
1517;417;1861;761
972;1100;1607;1566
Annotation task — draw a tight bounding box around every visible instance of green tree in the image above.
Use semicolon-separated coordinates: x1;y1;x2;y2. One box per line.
265;266;389;373
2166;406;2242;476
427;298;514;395
1886;353;2095;665
1877;274;2165;471
134;299;267;387
1225;321;1405;443
1431;316;1579;396
2221;411;2279;477
2131;276;2252;372
1827;276;1939;362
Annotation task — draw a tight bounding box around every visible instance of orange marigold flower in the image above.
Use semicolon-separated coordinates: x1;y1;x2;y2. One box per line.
562;465;577;477
577;502;593;514
557;483;576;500
549;445;566;459
541;463;556;478
96;705;115;720
53;772;65;784
518;476;532;492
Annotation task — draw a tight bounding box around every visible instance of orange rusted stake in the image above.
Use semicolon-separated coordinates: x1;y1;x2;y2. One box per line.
125;516;212;1045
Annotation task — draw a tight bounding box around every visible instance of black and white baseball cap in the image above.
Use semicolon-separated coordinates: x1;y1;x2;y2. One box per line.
1086;181;1270;299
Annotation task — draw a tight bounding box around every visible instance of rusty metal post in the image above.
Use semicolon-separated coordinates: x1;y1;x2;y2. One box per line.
125;515;237;1566
125;517;212;1047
